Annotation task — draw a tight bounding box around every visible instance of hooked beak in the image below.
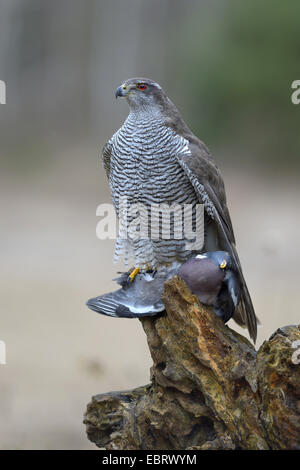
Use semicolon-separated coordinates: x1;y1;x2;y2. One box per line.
115;85;127;98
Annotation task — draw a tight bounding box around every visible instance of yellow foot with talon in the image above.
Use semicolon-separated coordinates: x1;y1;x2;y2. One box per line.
129;267;140;282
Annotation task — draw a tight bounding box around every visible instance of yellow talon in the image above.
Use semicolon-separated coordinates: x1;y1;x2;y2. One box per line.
129;267;140;282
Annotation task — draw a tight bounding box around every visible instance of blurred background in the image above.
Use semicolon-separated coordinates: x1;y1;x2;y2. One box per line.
0;0;299;449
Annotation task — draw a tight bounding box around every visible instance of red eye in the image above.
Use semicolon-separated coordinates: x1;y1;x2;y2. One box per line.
137;83;147;90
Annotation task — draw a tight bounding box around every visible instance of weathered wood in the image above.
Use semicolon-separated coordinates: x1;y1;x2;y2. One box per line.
84;276;300;450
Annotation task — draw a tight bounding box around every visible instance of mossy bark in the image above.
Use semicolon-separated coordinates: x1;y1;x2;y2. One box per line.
84;276;300;450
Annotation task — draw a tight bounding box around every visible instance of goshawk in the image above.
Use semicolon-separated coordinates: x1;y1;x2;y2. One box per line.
101;78;257;341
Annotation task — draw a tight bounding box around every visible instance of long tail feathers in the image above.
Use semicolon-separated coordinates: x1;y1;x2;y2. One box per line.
230;243;258;342
86;293;120;317
86;292;163;319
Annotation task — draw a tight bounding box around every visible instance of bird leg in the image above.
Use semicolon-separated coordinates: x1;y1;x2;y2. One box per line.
129;267;140;282
129;264;153;282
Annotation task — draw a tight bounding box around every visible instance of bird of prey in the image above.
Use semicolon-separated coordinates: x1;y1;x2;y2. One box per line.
101;77;257;341
86;251;239;324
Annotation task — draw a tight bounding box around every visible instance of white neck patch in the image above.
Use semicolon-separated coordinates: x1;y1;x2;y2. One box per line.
195;254;207;260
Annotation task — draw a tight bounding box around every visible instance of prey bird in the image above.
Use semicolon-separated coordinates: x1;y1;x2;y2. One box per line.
101;78;257;341
86;251;240;324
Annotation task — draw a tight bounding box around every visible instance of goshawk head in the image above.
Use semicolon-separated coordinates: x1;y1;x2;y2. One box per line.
115;77;167;110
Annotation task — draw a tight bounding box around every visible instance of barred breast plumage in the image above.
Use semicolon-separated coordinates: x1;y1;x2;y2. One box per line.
109;109;203;268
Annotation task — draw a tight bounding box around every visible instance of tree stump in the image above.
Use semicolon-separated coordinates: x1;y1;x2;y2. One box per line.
84;276;300;450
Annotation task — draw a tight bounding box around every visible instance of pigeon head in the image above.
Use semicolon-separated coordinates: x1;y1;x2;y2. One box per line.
115;77;167;110
177;251;235;307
